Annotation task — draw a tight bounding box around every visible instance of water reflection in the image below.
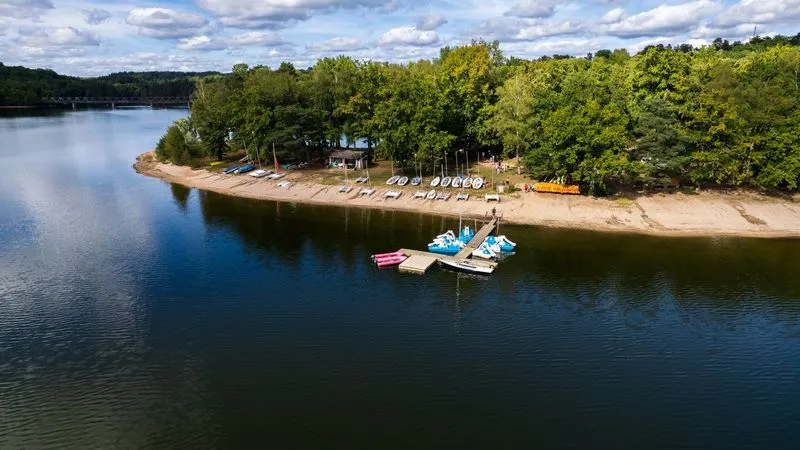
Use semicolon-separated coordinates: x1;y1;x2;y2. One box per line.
193;188;800;329
171;183;192;212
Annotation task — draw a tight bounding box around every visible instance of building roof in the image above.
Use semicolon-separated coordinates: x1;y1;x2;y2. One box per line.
329;150;367;159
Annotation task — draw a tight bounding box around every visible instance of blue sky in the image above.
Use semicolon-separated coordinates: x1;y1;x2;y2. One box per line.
0;0;798;76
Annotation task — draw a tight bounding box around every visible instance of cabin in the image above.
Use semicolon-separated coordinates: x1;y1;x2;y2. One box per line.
328;150;369;170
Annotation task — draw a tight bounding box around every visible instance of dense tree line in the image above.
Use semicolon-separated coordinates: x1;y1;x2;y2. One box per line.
166;33;799;192
0;63;217;105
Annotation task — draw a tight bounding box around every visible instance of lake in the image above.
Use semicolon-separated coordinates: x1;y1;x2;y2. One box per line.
1;108;799;449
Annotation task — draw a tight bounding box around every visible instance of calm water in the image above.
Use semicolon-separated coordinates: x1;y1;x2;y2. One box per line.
1;109;799;449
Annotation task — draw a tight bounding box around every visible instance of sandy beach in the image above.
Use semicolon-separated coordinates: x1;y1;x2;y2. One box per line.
135;152;800;238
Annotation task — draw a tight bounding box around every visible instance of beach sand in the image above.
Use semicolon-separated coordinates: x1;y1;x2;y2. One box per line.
135;153;800;238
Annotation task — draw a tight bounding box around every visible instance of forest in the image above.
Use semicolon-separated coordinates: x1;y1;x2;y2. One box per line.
134;34;800;192
0;63;217;105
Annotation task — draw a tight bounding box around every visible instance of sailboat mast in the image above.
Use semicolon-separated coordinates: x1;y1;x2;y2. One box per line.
272;142;278;172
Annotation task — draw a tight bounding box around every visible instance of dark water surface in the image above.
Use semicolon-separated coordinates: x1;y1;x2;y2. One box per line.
1;109;799;449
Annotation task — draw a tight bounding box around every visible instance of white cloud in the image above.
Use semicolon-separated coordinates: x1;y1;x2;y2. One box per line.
415;14;447;30
504;0;556;18
627;36;711;53
84;52;208;74
176;35;225;51
475;17;583;41
0;0;53;20
600;7;625;24
715;0;800;27
126;7;211;39
690;22;761;39
177;31;285;51
379;26;439;46
16;26;99;46
601;0;722;38
82;8;110;25
501;38;602;57
195;0;395;29
306;36;364;52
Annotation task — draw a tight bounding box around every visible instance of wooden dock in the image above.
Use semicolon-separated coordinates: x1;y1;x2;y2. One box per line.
398;253;439;274
455;217;498;259
397;248;498;274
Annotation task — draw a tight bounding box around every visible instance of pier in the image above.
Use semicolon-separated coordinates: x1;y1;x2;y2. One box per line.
456;217;498;259
396;217;500;274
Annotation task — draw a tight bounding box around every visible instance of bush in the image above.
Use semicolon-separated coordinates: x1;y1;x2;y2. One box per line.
155;124;202;165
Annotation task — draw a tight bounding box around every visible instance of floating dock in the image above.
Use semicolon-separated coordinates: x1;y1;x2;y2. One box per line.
398;253;439;274
396;217;500;275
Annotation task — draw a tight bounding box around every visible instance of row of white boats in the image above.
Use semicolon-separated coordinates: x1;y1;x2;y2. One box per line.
246;169;286;180
385;175;485;189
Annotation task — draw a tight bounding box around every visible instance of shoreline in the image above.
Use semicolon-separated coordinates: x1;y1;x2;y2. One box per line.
134;152;800;239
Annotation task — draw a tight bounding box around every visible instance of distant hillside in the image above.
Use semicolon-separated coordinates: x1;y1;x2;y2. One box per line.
0;63;220;106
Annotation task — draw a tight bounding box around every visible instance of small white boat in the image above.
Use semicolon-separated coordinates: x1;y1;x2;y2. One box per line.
452;177;462;188
277;180;291;188
386;176;400;185
355;176;369;183
249;169;270;178
462;177;473;189
431;176;441;187
411;177;422;186
339;185;353;193
472;177;484;189
439;259;494;275
441;176;452;188
426;190;436;200
456;193;469;201
397;176;409;186
269;172;286;179
385;190;402;199
414;191;427;199
485;194;500;202
360;188;376;196
436;192;450;201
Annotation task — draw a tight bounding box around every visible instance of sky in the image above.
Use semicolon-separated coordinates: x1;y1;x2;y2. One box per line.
0;0;798;76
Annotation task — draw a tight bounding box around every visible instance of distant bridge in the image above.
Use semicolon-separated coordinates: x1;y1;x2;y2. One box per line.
42;97;190;108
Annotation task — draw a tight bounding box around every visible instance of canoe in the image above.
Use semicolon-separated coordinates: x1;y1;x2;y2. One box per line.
372;251;405;260
426;190;436;200
376;255;407;267
439;259;494;275
386;175;400;185
441;176;452;188
452;177;462;188
223;165;240;174
411;177;421;186
472;177;484;189
397;176;409;186
236;164;256;174
431;176;441;187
